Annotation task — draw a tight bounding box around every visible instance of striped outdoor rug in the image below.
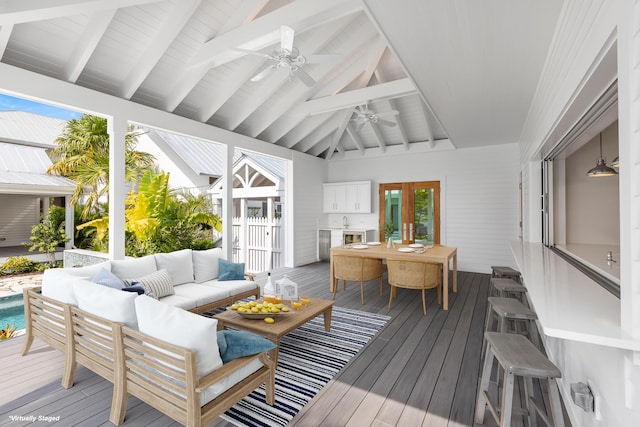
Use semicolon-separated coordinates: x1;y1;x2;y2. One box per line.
215;306;390;427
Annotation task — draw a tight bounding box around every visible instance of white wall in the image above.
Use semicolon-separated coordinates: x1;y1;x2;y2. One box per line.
0;195;38;246
327;143;520;274
518;1;640;426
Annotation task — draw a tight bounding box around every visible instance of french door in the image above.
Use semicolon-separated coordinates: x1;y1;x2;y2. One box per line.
379;181;440;245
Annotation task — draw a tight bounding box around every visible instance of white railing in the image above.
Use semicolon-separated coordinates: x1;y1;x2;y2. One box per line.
232;217;283;273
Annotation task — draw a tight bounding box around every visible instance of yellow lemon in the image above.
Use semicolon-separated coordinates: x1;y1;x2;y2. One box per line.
231;304;239;310
237;307;246;313
281;306;290;312
264;317;275;324
251;307;259;313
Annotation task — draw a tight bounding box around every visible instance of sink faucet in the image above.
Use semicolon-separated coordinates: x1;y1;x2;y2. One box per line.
343;216;349;228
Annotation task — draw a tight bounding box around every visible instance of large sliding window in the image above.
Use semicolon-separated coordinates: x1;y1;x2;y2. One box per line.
542;82;620;297
379;181;440;245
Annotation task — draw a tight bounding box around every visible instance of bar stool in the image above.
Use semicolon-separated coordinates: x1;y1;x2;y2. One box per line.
483;297;541;355
490;278;528;306
491;266;522;283
476;332;565;427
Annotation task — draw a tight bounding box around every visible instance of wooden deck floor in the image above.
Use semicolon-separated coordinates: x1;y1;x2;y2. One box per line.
0;262;569;426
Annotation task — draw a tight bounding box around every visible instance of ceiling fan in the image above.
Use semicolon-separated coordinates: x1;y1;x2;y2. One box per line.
350;104;399;131
236;26;341;87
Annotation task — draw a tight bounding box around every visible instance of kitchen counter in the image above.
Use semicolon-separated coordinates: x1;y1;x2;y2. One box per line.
511;240;640;352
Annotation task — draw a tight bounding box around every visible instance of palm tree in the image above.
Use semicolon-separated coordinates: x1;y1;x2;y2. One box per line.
47;115;155;219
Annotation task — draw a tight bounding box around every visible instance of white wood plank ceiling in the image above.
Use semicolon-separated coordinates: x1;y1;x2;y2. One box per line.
0;0;562;160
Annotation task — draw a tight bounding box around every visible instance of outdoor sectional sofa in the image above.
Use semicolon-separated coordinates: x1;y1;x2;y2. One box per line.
20;248;274;426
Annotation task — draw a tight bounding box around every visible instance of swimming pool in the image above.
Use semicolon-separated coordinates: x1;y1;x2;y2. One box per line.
0;294;25;331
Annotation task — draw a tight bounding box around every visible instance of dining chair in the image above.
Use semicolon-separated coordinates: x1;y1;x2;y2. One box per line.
333;255;384;304
387;258;441;315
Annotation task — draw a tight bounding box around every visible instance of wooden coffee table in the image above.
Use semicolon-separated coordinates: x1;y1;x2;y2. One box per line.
213;297;334;365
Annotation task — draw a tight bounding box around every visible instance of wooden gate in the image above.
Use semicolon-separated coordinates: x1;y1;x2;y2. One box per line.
232;217;283;273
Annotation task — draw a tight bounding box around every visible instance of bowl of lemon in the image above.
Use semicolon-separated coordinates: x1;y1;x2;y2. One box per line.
229;300;290;320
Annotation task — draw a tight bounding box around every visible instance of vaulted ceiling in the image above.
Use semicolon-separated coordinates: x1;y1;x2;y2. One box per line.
0;0;562;160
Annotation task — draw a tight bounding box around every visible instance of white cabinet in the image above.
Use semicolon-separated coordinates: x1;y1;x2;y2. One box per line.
330;230;343;247
323;181;371;213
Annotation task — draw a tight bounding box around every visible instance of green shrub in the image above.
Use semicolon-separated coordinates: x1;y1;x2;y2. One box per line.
0;256;34;275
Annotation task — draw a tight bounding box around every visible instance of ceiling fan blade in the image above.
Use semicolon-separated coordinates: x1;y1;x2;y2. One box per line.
376;118;397;127
234;48;273;59
377;110;400;117
280;25;295;54
250;65;276;82
291;67;316;87
305;53;343;64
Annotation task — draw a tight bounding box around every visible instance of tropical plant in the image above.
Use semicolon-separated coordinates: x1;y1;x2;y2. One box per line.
78;170;221;256
0;323;17;340
24;206;70;266
47;115;155;219
0;256;34;275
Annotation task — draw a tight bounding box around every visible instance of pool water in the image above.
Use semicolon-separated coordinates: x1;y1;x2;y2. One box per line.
0;294;25;331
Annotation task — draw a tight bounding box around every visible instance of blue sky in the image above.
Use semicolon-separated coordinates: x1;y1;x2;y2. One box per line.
0;94;82;120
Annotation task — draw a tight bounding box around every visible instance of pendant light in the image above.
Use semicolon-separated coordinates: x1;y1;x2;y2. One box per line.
586;133;617;177
611;156;619;168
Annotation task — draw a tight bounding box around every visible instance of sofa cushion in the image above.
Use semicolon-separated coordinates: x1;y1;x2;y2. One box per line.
74;280;138;329
91;268;125;289
157;294;197;310
110;255;157;280
172;283;229;308
132;269;174;298
134;295;223;378
64;261;112;277
216;330;275;363
154;249;194;286
41;269;90;305
218;258;245;281
205;279;258;296
192;248;223;283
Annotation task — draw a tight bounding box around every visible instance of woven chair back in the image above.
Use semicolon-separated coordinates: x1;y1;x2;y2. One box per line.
334;255;383;282
387;259;440;290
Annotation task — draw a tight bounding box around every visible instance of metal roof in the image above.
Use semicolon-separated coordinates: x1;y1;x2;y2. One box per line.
0;111;67;148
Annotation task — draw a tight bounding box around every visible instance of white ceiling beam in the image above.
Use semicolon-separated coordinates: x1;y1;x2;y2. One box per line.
227;16;355;131
280;113;334;149
240;0;272;26
418;98;434;148
326;110;353;160
186;0;361;70
244;25;376;137
0;24;13;58
369;122;387;152
263;53;370;142
63;10;114;83
346;124;366;154
163;0;361;112
300;78;416;116
0;0;159;25
119;0;201;99
295;119;338;153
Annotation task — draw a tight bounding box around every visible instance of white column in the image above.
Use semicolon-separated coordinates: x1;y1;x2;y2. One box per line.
107;116;127;260
42;197;50;218
221;144;234;260
64;195;73;249
267;197;274;270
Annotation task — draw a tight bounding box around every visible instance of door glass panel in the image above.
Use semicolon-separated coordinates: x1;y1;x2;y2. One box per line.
384;189;402;244
414;188;434;244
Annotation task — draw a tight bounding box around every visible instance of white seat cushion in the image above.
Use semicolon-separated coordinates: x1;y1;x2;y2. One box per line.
158;294;198;310
155;249;194;286
173;283;229;307
204;279;258;296
134;295;223;377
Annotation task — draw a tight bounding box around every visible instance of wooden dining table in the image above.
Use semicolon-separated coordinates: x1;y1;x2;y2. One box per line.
329;243;458;310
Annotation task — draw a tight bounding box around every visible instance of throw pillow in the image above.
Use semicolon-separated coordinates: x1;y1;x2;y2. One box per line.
154;249;194;286
216;330;275;363
192;248;223;283
128;269;174;298
121;286;145;295
92;268;125;290
218;258;245;281
134;295;223;377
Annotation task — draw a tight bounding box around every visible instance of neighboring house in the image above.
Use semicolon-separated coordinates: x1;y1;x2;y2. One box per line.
0;111;75;257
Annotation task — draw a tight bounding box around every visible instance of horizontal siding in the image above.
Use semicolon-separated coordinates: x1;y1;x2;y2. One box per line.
445;173;519;273
0;195;39;247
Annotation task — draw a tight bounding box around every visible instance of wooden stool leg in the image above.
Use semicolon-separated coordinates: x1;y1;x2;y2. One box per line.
547;378;566;427
475;341;494;424
499;371;515;427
